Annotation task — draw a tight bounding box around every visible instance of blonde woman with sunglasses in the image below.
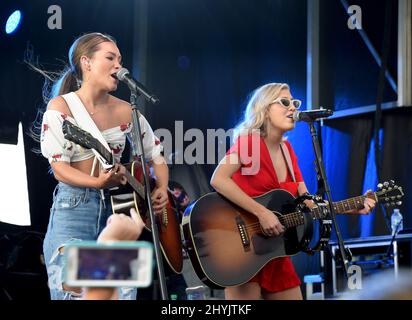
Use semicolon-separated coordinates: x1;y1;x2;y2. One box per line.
210;83;375;300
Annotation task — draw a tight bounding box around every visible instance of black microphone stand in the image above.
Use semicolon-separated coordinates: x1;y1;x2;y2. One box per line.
308;121;351;279
129;91;169;300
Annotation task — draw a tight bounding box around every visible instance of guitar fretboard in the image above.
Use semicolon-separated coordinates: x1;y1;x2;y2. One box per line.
333;196;366;213
278;206;325;229
94;137;146;199
95;143;113;166
277;194;372;229
278;212;304;228
124;169;146;199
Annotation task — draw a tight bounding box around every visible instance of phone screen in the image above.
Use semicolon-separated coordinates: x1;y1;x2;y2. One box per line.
65;241;153;287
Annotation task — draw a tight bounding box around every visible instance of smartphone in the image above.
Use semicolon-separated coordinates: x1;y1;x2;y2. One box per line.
64;241;153;288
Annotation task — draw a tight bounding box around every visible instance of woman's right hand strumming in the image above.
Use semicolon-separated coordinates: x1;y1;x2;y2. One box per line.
211;152;286;237
257;208;285;237
95;163;127;189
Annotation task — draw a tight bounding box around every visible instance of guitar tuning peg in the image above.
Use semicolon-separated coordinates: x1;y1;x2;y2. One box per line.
384;203;390;208
384;182;389;187
391;196;396;201
396;201;402;206
390;180;395;185
397;195;402;199
391;202;395;206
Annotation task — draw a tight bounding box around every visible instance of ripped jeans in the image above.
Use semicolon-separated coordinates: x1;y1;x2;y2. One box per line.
43;182;137;300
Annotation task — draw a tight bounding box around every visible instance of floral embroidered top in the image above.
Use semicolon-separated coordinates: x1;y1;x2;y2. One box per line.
40;110;162;164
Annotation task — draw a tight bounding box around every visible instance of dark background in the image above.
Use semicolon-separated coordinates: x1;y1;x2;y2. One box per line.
0;0;410;299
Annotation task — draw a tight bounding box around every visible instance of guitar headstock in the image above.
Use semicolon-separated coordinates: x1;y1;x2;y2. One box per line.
375;180;404;207
62;120;99;151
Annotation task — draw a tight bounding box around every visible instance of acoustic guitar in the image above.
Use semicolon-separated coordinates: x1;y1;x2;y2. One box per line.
182;183;404;288
62;120;183;274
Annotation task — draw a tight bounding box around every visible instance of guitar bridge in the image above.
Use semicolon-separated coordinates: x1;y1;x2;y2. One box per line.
236;215;250;251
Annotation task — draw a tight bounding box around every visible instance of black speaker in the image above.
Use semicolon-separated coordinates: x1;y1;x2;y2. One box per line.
0;229;49;300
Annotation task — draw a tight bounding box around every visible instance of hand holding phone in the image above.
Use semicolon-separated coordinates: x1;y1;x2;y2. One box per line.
98;208;145;243
64;241;153;288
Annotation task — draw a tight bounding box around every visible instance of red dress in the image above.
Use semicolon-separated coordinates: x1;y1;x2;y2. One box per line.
226;134;302;293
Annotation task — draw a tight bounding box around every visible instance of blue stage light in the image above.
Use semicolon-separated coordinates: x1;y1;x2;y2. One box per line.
5;10;22;34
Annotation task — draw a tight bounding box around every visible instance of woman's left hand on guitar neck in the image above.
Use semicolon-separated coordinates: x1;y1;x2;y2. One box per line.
345;190;376;215
300;189;376;215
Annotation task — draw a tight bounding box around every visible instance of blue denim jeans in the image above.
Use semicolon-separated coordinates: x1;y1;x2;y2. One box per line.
43;182;137;300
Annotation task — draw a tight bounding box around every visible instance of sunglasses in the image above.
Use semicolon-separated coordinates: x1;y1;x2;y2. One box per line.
271;98;302;109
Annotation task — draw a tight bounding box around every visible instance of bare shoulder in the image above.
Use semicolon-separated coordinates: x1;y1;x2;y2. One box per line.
47;96;72;116
109;95;132;122
213;152;241;180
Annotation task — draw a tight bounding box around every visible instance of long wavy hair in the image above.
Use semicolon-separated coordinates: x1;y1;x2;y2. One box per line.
29;32;116;143
233;83;290;140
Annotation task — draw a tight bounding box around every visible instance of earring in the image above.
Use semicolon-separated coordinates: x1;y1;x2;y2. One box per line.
76;78;82;89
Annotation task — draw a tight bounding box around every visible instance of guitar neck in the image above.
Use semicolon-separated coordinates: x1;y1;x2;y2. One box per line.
277;195;374;229
279;193;379;229
93;139;146;199
95;141;114;165
278;212;305;229
278;206;326;229
124;170;146;199
333;194;377;213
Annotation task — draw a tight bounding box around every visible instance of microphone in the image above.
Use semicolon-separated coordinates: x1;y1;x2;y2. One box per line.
116;68;159;105
292;109;333;122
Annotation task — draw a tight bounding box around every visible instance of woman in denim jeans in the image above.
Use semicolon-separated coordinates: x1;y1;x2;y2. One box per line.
36;33;169;300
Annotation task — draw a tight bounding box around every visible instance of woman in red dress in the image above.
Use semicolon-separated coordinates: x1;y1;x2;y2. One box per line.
210;83;375;300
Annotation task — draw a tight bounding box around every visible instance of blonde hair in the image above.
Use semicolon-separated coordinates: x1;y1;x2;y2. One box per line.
233;83;290;139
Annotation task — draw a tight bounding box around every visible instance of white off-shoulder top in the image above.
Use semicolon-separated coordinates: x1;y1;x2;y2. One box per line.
40;101;162;165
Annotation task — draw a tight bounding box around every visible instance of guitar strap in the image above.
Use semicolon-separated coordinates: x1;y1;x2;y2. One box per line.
61;92;113;171
280;142;296;183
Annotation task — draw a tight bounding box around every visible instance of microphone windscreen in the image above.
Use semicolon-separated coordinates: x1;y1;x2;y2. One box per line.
292;111;301;122
116;68;130;81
